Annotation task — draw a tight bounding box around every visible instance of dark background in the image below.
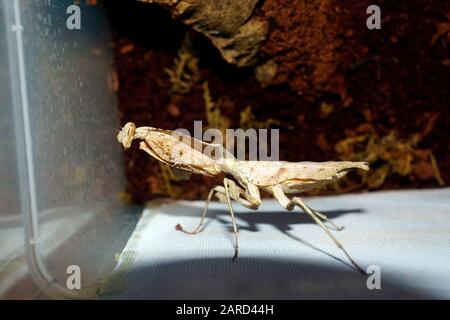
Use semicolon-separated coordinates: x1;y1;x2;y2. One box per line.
105;0;450;203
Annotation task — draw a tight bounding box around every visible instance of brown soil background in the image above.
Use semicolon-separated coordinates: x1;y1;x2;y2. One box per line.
105;0;450;203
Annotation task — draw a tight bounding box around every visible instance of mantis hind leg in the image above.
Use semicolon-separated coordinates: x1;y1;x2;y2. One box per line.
271;185;343;231
308;208;345;231
291;197;366;275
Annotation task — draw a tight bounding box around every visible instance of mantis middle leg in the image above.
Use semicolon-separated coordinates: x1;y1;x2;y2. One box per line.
223;178;240;261
177;179;261;262
177;182;260;235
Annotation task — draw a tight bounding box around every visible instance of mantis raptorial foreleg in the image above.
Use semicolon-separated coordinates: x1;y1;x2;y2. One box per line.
291;197;365;274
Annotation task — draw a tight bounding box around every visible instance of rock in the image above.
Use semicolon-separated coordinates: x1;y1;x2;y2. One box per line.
210;18;268;67
139;0;268;67
255;59;278;87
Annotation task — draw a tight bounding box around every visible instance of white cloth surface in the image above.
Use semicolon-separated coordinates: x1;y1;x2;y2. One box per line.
104;189;450;299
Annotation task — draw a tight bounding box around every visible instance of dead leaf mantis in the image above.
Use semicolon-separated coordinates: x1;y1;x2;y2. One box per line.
117;122;370;273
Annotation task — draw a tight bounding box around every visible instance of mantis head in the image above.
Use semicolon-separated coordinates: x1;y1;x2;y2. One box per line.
117;122;136;149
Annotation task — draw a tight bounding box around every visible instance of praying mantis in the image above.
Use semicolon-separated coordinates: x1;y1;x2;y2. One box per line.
117;122;370;273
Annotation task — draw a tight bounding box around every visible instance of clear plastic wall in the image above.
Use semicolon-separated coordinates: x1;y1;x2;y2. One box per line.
0;0;139;298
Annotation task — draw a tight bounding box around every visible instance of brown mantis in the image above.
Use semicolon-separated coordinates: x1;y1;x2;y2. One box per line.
117;122;370;273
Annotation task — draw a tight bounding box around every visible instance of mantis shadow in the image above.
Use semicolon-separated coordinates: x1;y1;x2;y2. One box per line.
155;201;365;272
161;201;363;233
220;208;363;232
223;208;364;271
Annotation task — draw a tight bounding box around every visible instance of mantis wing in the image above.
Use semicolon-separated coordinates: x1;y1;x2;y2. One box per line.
242;161;369;187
